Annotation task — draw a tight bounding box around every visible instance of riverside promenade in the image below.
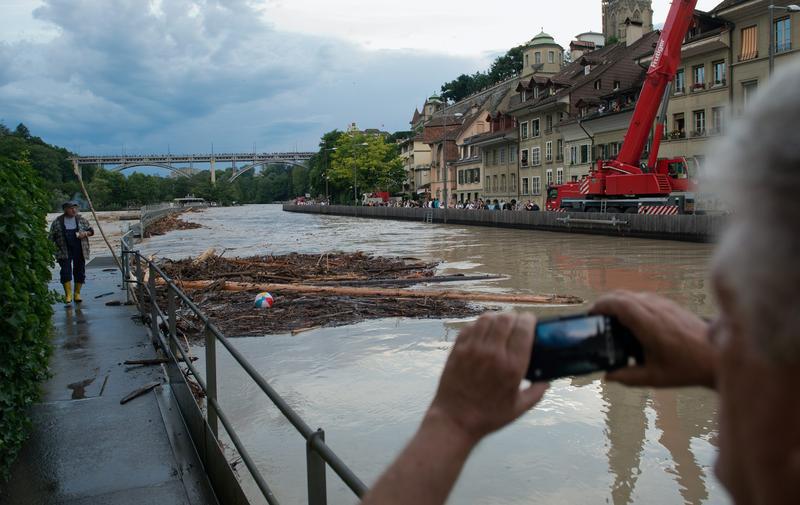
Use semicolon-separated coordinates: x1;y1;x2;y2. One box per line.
0;257;218;505
283;204;726;242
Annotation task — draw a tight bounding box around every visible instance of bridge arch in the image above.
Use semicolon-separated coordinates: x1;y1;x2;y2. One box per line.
108;163;191;177
228;160;310;182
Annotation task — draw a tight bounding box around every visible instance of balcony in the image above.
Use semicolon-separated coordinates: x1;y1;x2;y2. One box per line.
668;130;686;140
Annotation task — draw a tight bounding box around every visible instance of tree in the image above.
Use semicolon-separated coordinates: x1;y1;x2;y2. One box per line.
441;45;525;102
14;123;30;139
328;132;404;202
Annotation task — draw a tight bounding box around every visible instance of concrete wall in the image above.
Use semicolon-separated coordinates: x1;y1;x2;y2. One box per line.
283;205;726;243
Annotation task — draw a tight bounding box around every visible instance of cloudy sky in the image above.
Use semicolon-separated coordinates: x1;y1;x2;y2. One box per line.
1;0;720;156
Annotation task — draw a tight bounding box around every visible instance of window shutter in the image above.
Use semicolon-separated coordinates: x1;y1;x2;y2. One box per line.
740;26;757;61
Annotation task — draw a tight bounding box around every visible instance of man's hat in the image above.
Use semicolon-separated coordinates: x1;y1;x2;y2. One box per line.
62;200;79;210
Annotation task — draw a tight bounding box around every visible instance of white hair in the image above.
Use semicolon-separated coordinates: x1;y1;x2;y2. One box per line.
708;60;800;362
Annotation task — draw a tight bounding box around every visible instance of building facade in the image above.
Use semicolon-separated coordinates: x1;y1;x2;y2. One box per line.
602;0;654;43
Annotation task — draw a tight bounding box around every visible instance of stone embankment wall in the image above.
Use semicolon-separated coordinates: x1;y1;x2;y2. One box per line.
283;204;726;243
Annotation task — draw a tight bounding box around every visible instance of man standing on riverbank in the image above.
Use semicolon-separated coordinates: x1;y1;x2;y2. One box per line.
49;201;94;303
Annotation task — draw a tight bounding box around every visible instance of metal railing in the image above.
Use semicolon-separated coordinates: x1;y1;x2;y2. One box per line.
120;240;367;505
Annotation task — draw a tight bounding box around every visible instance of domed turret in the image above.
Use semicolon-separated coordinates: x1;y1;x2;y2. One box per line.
521;29;564;77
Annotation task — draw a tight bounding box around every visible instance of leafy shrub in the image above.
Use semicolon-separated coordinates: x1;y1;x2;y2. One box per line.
0;155;55;482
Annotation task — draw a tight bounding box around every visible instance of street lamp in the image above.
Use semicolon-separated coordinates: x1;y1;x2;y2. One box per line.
769;4;800;75
323;147;336;203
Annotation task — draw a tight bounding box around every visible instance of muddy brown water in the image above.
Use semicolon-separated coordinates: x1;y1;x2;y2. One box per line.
140;204;724;505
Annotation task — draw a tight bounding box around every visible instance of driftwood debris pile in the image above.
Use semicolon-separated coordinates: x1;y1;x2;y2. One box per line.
144;211;203;237
151;251;582;338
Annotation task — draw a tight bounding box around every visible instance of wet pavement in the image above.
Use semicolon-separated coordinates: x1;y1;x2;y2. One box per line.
0;258;217;505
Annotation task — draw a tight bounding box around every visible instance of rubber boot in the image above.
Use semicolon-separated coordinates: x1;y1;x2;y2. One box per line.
63;281;73;304
73;283;83;303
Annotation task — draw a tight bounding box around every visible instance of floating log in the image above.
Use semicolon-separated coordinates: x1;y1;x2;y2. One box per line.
124;357;198;366
313;274;503;287
169;279;582;305
120;381;161;404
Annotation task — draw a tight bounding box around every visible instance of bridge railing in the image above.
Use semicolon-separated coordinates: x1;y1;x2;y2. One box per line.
120;240;368;505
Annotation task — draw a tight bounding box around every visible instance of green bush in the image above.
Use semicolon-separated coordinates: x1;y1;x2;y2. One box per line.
0;155;55;482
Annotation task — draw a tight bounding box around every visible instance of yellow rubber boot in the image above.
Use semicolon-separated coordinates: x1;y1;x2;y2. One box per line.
63;281;73;304
73;283;83;303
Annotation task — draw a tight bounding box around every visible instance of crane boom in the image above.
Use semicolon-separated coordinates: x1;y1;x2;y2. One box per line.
614;0;698;167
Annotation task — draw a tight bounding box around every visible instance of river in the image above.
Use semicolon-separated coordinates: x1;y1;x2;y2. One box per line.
140;204;724;505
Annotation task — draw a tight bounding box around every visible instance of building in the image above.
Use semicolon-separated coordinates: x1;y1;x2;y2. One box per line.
398;133;432;198
400;97;441;199
461;112;518;204
509;31;658;207
602;0;654;44
424;78;517;206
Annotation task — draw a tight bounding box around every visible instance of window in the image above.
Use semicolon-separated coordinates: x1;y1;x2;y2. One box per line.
580;144;589;164
556;168;564;185
742;80;758;105
458;170;464;184
740;25;757;61
520;121;529;139
533;87;540;99
521;148;529;167
571;175;579;182
531;147;541;166
511;174;517;191
525;54;529;68
548;50;555;63
535;51;541;64
545;141;552;161
522;177;529;195
673;113;685;137
492;175;498;191
613;80;621;90
532;176;541;195
712;107;724;134
509;148;516;163
713;60;726;85
545;114;553;132
531;118;540;137
692;65;705;89
492;149;498;165
500;174;506;191
594;79;602;90
775;16;792;53
500;147;506;163
546;169;553;186
693;109;706;135
486;176;491;191
569;145;578;165
556;139;563;160
674;68;685;93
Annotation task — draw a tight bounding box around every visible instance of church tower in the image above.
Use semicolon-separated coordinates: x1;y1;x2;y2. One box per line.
602;0;653;44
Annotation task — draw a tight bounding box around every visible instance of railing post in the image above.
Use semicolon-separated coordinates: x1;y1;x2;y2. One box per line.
135;254;144;318
205;326;219;438
307;429;328;505
148;264;158;339
167;284;177;359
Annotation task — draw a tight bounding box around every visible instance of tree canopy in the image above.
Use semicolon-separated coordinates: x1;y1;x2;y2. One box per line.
441;45;524;102
327;132;405;202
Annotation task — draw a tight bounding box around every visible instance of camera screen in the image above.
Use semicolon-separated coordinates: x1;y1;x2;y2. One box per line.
535;315;609;350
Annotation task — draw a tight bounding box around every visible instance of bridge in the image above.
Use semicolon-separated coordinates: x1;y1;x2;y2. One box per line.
70;152;314;183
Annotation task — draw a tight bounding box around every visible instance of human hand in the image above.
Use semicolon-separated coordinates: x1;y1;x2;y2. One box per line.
426;312;549;446
591;291;716;389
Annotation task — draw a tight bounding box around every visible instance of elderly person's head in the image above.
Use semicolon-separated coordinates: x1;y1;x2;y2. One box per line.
707;61;800;504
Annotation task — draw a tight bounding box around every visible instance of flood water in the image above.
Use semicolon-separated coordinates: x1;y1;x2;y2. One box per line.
141;204;724;505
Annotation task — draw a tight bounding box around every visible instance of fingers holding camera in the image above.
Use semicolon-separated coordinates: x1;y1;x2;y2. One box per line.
429;311;547;444
591;290;716;389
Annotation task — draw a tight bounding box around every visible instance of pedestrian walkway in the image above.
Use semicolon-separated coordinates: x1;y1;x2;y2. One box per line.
0;257;218;505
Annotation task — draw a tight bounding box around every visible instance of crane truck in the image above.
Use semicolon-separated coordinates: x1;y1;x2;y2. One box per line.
546;0;699;215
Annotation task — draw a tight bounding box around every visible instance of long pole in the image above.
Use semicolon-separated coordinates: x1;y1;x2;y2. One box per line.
769;5;775;76
443;108;448;222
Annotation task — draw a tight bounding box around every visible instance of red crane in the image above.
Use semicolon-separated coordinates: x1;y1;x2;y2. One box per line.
547;0;699;214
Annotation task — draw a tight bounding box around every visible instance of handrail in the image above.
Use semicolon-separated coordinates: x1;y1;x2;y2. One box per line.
121;242;368;504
